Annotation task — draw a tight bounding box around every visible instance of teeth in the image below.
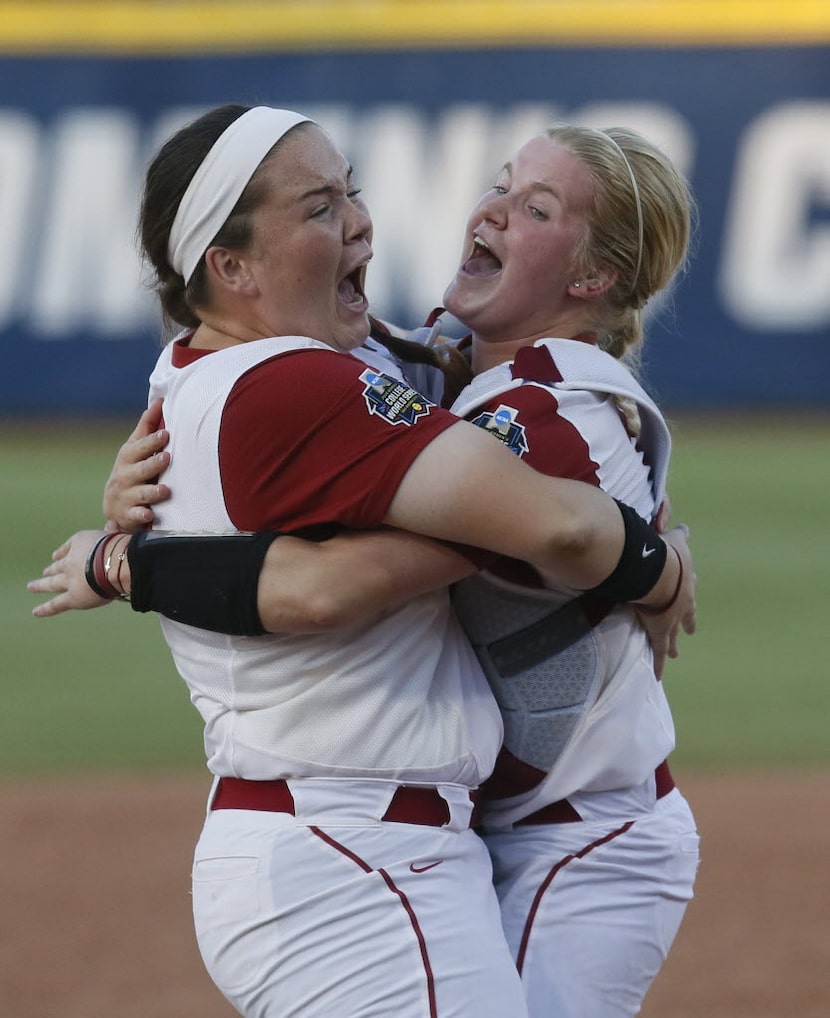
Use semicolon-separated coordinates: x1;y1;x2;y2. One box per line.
473;236;490;251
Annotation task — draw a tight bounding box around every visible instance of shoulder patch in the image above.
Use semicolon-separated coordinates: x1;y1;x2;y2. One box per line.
470;403;530;457
359;369;435;426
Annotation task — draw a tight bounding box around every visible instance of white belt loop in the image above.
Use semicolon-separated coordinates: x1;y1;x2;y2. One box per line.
437;783;476;833
287;778;399;826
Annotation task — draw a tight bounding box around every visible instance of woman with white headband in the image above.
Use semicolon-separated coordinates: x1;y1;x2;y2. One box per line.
30;105;696;1018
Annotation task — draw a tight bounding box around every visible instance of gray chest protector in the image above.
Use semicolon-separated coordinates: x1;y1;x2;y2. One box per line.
449;338;672;777
451;577;605;771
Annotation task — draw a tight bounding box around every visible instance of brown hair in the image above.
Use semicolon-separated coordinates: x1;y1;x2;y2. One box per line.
138;104;308;335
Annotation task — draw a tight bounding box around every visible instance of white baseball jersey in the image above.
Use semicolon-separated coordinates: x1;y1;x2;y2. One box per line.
147;334;503;786
447;337;676;828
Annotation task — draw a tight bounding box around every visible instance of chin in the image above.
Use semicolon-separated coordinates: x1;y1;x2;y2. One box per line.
444;277;485;320
332;321;370;352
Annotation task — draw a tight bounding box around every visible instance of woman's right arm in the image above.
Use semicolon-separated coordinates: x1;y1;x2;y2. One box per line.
31;402;478;629
385;419;653;595
107;359;683;614
382;419;695;665
29;526;478;630
45;367;693;656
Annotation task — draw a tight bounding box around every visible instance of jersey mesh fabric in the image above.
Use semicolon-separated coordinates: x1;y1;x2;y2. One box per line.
148;335;503;783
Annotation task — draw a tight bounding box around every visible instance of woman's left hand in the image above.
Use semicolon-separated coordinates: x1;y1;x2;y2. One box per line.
28;530;112;617
103;399;171;530
635;523;697;677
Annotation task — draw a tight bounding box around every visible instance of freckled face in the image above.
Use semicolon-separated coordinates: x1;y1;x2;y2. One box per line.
244;124;374;351
443;136;594;344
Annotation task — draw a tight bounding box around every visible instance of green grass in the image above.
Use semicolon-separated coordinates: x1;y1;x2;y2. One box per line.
657;414;830;771
2;415;829;776
1;422;204;775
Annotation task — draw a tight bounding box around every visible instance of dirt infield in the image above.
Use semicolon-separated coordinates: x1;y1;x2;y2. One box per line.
2;771;828;1018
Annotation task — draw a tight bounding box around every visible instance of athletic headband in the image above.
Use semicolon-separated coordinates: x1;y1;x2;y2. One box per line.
168;106;313;284
599;130;645;298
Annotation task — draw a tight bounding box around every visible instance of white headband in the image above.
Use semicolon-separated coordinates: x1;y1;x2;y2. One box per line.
168;106;313;284
599;130;645;297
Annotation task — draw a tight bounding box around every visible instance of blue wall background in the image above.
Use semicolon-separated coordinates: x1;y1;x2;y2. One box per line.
1;44;828;415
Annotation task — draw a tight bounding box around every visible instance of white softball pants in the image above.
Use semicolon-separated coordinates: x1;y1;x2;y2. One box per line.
191;778;528;1018
484;788;700;1017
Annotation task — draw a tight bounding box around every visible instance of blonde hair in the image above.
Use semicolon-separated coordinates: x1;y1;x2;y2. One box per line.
379;127;696;422
545;124;695;365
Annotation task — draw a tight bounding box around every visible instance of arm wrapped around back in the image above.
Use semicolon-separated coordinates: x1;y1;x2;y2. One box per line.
127;530;279;636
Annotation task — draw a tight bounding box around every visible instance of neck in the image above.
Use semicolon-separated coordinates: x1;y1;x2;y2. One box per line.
189;313;264;351
470;323;598;377
470;333;530;376
467;306;597;376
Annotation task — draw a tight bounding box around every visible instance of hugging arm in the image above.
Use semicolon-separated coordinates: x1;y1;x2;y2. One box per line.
29;526;478;632
32;406;478;629
32;405;695;672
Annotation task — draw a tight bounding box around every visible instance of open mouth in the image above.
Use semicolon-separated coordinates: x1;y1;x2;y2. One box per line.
337;264;369;309
461;236;502;277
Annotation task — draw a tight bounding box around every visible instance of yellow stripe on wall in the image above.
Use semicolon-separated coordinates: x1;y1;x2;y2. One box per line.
1;0;829;53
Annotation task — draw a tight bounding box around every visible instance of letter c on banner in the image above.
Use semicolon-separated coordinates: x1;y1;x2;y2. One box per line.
720;101;830;331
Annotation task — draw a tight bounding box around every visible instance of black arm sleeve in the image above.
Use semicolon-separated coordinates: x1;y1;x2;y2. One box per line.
127;531;279;636
587;499;667;603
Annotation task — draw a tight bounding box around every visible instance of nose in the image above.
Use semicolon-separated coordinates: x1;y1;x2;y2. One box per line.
347;197;373;242
476;189;508;228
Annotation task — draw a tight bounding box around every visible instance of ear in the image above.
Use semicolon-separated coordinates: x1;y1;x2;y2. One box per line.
568;269;618;299
203;246;260;297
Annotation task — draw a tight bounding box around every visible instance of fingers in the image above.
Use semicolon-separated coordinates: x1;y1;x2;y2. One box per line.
36;560;62;580
28;530;115;616
28;557;72;593
103;445;170;528
651;642;667;679
103;408;171;528
663;522;691;548
28;569;72;616
116;442;170;478
32;594;70;618
127;399;165;443
667;623;680;660
654;497;671;534
27;574;58;594
137;481;171;505
51;539;71;562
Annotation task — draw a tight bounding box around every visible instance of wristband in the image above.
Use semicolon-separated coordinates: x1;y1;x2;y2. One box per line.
128;530;280;636
637;546;683;615
588;500;667;603
84;533;121;600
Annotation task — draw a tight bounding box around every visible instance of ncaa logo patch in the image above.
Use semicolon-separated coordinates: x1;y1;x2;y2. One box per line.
471;403;529;457
359;369;435;426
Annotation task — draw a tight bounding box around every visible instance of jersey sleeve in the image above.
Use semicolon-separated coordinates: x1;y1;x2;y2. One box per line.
470;383;602;486
218;348;458;533
466;384;602;588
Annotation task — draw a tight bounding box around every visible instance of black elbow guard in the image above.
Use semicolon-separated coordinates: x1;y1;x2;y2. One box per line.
127;530;279;636
587;500;667;603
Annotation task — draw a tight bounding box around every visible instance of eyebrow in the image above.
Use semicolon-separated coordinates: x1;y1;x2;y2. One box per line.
500;162;560;199
299;165;354;202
